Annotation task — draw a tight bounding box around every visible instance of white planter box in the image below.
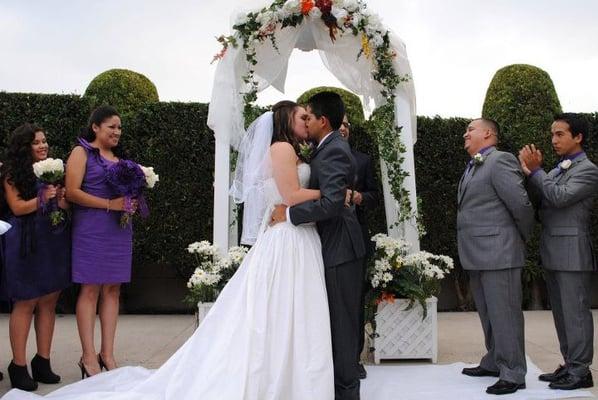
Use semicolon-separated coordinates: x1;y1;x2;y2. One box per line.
195;302;215;328
374;297;437;364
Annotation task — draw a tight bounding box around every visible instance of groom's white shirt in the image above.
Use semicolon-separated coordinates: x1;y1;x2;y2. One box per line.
286;131;334;222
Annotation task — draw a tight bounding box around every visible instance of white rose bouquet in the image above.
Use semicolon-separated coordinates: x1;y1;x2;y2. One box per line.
32;158;66;226
185;241;248;304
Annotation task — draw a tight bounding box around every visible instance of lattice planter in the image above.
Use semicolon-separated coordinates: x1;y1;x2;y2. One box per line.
195;302;215;329
374;297;437;363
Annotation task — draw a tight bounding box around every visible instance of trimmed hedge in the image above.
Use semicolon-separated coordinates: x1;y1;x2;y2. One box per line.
482;64;562;167
0;92;213;289
124;102;214;276
1;91;597;312
0;92;93;155
297;86;365;125
84;69;159;116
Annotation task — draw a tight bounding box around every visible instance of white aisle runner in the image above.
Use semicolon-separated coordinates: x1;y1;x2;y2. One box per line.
361;358;593;400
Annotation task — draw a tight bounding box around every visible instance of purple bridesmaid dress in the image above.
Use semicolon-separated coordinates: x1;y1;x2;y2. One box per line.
71;138;132;284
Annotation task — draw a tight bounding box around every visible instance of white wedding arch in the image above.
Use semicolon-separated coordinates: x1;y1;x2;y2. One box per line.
207;0;419;253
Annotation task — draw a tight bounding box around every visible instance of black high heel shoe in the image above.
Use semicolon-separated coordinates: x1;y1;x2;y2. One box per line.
97;354;107;371
77;358;91;380
8;361;38;391
31;354;61;384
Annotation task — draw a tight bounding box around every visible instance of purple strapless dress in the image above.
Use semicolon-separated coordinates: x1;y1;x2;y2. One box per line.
71;139;132;284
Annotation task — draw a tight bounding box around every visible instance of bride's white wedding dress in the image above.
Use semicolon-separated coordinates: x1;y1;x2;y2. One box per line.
3;163;334;400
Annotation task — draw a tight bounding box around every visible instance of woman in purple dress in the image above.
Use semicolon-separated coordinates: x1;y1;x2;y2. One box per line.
1;123;71;391
65;106;133;378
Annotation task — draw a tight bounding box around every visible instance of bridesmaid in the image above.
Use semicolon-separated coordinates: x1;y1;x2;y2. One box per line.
65;106;133;378
0;123;71;391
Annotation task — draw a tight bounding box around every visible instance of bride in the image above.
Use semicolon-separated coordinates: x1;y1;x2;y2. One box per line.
2;101;334;400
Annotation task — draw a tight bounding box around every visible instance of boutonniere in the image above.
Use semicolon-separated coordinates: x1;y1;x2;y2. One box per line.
299;142;315;162
473;153;485;165
559;159;572;170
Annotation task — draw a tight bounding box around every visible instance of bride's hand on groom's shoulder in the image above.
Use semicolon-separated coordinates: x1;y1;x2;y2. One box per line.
269;204;288;226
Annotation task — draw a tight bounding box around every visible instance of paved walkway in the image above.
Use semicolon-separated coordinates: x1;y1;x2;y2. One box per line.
0;311;596;398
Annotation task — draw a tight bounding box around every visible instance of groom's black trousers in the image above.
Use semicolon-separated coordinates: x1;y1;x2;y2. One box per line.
325;257;364;400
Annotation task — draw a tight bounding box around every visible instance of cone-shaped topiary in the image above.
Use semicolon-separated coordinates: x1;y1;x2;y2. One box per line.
297;86;365;125
84;69;159;115
482;64;561;167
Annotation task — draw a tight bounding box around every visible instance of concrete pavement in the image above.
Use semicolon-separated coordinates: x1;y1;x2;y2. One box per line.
0;311;596;398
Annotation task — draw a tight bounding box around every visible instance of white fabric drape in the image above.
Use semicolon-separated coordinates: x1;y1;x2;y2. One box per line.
208;10;418;250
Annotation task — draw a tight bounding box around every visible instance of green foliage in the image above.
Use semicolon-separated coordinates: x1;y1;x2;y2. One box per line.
123;102;214;276
482;64;562;167
0;92;94;157
83;69;159;116
2;91;597;312
297;86;365;125
0;93;213;284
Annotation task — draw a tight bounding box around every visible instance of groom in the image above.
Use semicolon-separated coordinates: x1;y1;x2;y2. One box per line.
271;91;366;400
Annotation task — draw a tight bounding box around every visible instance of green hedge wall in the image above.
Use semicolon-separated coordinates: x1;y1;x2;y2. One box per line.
0;93;213;283
1;91;597;311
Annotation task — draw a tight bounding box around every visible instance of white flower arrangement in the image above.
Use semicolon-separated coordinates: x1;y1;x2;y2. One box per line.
368;233;453;316
139;165;159;188
185;242;248;304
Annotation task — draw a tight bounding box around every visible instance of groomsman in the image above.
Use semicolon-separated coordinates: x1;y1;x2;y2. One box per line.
519;113;598;390
339;114;379;380
457;118;534;395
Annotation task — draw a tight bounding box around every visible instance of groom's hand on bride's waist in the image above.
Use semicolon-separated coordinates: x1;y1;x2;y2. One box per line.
269;204;288;226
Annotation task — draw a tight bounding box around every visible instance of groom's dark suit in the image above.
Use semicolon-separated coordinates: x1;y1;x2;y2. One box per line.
289;131;366;400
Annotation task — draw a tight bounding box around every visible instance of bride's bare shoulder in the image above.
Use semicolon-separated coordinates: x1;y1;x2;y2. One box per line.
270;141;296;159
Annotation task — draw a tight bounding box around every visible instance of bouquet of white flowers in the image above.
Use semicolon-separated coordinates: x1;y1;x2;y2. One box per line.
185;241;248;304
368;233;453;317
139;165;159;188
32;158;65;226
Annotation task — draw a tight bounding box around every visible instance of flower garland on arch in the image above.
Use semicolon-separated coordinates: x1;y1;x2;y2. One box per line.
213;0;419;234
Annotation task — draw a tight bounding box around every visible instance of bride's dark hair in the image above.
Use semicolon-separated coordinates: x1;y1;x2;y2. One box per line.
271;100;305;160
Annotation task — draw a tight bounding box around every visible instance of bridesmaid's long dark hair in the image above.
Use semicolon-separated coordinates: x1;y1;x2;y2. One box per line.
79;105;127;158
1;123;43;201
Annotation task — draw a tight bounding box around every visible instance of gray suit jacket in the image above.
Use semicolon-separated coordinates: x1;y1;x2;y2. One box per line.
457;147;534;270
528;153;598;271
289;131;366;268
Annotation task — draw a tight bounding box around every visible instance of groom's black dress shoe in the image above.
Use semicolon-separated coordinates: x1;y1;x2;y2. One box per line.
358;363;367;379
539;364;568;382
461;366;500;377
549;372;593;390
486;379;525;395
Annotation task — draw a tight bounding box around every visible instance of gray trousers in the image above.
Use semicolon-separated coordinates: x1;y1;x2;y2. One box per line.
469;268;526;384
544;269;594;377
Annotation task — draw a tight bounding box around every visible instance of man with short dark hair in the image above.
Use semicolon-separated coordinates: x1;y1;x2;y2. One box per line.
457;118;534;395
271;92;365;400
519;113;598;390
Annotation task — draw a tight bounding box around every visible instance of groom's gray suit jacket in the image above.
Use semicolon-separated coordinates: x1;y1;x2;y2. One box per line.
528;153;598;271
457;147;535;270
289;131;365;268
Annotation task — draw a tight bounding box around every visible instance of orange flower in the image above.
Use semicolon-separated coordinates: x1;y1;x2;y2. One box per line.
301;0;314;15
375;292;396;305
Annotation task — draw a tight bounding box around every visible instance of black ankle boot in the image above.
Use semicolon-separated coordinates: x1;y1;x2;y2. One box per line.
8;361;38;391
31;354;61;384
